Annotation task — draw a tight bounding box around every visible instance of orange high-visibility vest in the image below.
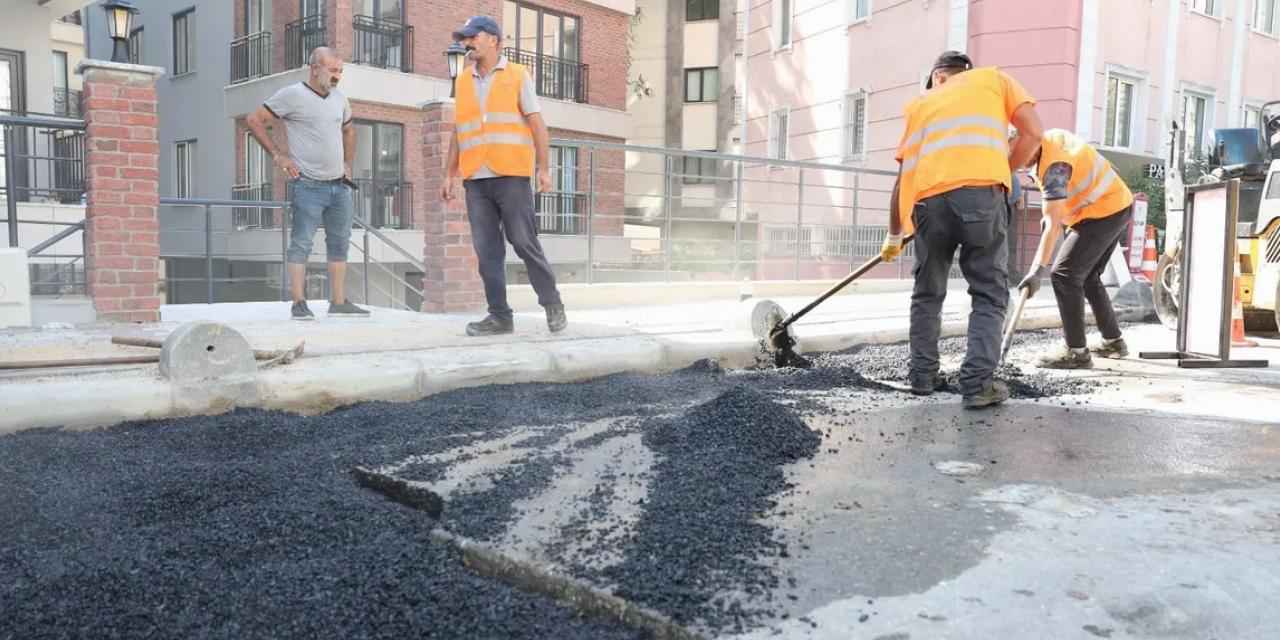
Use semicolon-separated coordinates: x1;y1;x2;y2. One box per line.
455;62;535;178
895;67;1033;234
1035;129;1134;227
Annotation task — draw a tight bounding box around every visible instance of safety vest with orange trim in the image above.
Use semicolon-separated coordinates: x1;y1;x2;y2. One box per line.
1034;129;1134;228
895;67;1026;235
455;62;535;178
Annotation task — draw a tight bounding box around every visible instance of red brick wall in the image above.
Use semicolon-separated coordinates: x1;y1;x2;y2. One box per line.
82;67;162;323
511;0;629;111
420;101;486;312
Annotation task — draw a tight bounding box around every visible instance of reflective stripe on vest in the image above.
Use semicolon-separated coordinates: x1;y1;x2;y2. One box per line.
454;62;536;178
1037;129;1133;227
894;68;1016;235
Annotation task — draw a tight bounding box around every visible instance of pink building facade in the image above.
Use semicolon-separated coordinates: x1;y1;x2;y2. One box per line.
740;0;1280;277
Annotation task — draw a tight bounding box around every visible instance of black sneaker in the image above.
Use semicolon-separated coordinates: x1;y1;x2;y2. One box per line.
466;314;514;337
328;300;371;317
1090;337;1129;360
545;304;567;333
291;301;315;321
910;372;948;396
963;380;1010;409
1037;347;1093;370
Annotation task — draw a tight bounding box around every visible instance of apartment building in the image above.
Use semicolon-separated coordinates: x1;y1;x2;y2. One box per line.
82;0;633;307
737;0;1280;278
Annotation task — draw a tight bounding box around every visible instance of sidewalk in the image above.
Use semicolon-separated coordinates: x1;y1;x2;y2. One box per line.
0;283;1134;434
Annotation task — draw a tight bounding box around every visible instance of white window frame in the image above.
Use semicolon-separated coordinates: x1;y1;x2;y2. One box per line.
244;132;271;186
1244;102;1265;130
1191;0;1222;18
173;8;196;76
772;0;793;52
1102;73;1137;150
847;0;871;26
1180;87;1216;161
176;140;196;198
843;89;868;162
768;108;790;161
1254;0;1279;36
1100;66;1147;153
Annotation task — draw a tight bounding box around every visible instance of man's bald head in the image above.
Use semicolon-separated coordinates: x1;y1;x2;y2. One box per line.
307;47;344;93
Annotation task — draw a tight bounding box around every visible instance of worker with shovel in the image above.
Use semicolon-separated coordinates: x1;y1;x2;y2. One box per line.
882;51;1044;409
1015;129;1134;369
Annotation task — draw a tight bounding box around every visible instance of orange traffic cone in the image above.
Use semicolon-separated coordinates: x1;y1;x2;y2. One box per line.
1139;225;1158;283
1231;257;1257;348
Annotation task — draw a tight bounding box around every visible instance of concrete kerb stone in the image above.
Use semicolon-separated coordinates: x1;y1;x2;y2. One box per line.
1;305;1152;435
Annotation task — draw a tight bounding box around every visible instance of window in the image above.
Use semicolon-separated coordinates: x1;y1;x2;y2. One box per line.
774;0;792;49
1182;92;1210;160
1245;105;1264;130
687;0;719;21
176;140;196;198
52;51;74;117
173;9;196;75
1256;0;1278;34
357;0;404;22
684;68;718;103
769;109;789;160
244;133;272;186
850;0;870;23
1104;75;1136;148
767;227;812;256
352;121;408;228
503;2;581;62
1191;0;1220;16
844;91;867;160
128;27;143;65
245;0;268;32
537;145;580;234
302;0;325;17
681;154;719;185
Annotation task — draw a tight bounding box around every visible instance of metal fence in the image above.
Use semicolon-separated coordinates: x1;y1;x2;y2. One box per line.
353;16;413;73
230;31;273;84
504;48;587;103
285;15;327;70
159;197;424;310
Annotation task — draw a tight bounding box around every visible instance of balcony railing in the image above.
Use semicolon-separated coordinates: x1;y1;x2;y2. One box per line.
285;15;328;70
504;48;588;103
535;191;587;235
230;31;273;84
232;183;277;229
1;114;86;206
353;179;413;229
52;88;81;118
352;16;413;73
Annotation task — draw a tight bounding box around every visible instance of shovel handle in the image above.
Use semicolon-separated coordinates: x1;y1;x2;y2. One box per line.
771;234;915;337
1000;289;1031;364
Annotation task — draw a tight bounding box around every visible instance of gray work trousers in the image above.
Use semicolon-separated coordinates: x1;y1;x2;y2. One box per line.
464;176;562;318
1051;205;1130;348
909;185;1010;396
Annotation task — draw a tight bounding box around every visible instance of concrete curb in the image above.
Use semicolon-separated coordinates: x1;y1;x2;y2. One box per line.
0;305;1148;436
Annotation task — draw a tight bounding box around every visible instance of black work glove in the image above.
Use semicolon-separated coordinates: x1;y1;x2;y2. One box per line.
1018;265;1048;298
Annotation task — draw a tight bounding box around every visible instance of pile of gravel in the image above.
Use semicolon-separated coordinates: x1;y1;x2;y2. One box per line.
601;386;821;633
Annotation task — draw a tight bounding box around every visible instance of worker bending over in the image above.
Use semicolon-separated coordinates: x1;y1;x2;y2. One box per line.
1018;128;1134;369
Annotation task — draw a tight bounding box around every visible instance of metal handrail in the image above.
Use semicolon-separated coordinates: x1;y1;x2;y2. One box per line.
26;220;84;257
548;138;899;175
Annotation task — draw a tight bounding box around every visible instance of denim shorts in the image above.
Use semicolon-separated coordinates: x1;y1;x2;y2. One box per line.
286;178;353;264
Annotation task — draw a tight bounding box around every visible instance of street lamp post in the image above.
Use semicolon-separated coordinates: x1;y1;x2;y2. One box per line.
102;0;140;64
445;43;468;98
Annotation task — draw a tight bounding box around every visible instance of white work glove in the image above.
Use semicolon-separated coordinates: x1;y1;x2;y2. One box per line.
880;233;904;263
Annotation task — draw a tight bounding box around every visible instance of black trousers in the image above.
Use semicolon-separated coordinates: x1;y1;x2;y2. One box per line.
1051;205;1130;348
910;185;1010;396
464;177;562;317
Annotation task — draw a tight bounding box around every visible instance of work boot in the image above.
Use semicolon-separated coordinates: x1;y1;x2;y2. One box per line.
466;314;514;337
963;380;1010;410
910;372;948;396
1090;337;1129;359
291;301;315;321
1037;346;1093;370
545;304;567;333
328;300;371;317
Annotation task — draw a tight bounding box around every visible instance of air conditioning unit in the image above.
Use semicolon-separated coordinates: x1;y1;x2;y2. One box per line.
0;248;33;328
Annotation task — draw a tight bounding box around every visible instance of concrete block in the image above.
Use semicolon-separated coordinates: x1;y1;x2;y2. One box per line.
159;322;257;382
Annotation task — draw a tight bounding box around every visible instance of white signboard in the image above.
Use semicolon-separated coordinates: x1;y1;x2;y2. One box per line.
1183;187;1228;357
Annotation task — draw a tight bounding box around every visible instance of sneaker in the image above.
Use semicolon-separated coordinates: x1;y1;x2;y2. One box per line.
328;300;371;317
1090;337;1129;360
963;380;1010;409
1037;346;1094;370
910;372;948;396
291;301;315;321
545;304;567;333
466;314;514;337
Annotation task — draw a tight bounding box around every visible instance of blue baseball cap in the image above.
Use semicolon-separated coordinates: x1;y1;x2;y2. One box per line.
453;16;500;40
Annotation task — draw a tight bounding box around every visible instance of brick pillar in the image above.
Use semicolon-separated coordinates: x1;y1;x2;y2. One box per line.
78;60;164;323
420;100;485;313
